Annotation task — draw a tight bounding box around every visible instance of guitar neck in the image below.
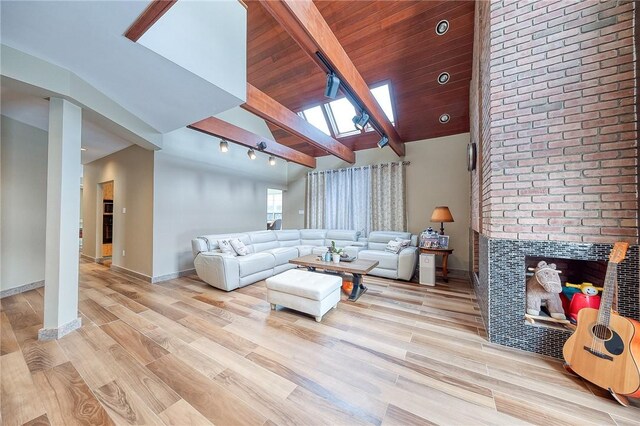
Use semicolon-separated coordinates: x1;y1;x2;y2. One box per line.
597;262;617;326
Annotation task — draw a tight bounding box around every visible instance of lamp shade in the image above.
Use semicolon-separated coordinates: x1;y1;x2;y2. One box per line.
431;206;454;223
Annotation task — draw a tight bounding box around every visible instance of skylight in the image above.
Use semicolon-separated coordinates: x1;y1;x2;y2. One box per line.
296;82;396;139
326;98;359;137
371;84;394;124
298;105;331;136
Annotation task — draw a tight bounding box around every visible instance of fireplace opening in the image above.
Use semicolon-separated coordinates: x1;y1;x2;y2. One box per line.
524;256;607;330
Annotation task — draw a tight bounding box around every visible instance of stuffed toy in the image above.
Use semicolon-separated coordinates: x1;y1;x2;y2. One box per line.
526;261;566;319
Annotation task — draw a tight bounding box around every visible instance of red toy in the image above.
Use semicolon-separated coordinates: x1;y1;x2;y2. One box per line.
566;282;602;323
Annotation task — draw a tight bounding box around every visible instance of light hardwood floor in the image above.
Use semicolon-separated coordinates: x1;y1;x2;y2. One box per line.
1;259;639;425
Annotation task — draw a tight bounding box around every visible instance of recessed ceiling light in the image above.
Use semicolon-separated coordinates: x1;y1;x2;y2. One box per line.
437;72;450;85
81;147;87;151
219;140;229;153
439;113;450;124
247;149;256;160
268;156;276;166
436;20;449;35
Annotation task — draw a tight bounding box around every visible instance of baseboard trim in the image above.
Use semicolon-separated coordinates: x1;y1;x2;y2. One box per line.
110;264;152;283
1;280;45;298
152;268;197;284
38;317;82;340
80;253;96;262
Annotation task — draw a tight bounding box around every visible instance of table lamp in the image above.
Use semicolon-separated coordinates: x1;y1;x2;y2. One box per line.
431;206;454;235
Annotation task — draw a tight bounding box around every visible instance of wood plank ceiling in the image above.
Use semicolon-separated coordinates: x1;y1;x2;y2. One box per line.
247;0;475;157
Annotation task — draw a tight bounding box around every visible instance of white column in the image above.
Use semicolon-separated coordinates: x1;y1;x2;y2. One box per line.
39;98;82;340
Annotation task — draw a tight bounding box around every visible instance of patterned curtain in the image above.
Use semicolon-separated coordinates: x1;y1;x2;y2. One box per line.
371;162;407;231
306;161;407;234
306;171;325;228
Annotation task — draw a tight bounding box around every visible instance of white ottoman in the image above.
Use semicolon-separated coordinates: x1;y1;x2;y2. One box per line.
266;269;341;322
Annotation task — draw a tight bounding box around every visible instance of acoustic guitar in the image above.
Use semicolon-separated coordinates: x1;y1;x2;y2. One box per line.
563;242;640;406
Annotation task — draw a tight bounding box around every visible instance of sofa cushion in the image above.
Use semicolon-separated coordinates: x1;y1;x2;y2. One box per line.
367;231;412;252
296;245;314;257
266;269;341;300
275;230;301;247
264;247;299;266
324;229;360;248
300;229;327;246
199;233;251;252
385;240;403;254
218;239;237;256
248;231;279;252
358;249;398;270
229;238;249;256
237;253;276;277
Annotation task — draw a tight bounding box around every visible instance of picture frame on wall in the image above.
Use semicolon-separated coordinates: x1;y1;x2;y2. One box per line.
438;235;450;249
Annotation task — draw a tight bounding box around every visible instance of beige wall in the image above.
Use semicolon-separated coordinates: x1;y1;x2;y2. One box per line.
152;115;288;279
82;145;154;277
284;133;471;271
0;116;49;291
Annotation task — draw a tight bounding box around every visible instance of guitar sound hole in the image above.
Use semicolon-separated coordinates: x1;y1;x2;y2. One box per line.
592;324;613;340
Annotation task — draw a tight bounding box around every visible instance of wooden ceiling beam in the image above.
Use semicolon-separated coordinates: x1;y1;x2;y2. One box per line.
242;84;355;163
258;0;405;157
124;0;177;42
188;116;316;169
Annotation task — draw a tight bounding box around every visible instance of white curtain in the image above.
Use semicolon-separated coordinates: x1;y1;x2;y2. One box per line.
371;161;407;231
306;161;406;235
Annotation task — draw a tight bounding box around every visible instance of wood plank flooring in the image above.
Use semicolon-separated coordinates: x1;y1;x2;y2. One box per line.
1;259;639;425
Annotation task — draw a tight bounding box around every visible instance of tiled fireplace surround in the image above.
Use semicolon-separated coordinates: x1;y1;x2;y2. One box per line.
473;236;639;359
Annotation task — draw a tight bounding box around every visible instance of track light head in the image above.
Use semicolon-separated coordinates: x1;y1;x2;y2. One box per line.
377;135;389;149
257;141;267;151
268;156;276;166
219;140;229;153
352;111;370;130
247;148;256;160
325;72;341;98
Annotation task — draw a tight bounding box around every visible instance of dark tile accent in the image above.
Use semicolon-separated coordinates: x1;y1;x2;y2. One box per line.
476;237;639;359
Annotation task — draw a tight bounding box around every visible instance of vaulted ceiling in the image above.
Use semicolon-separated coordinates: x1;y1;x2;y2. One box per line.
246;0;475;157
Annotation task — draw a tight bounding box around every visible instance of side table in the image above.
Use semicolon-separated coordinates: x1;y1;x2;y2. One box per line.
419;248;454;282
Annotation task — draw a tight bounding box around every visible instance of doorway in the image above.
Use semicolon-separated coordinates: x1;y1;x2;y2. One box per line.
98;181;114;266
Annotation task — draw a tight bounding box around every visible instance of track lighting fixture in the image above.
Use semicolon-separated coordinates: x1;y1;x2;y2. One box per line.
439;113;450;124
269;156;276;166
247;148;256;160
257;141;267;151
377;135;389;149
325;72;341;99
436;20;449;35
437;72;450;85
219;140;229;153
352;110;370;130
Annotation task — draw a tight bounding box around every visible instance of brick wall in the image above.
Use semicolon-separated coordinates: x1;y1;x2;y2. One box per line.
471;0;638;244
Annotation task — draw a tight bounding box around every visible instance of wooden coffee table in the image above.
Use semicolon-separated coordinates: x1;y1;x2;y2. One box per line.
289;254;379;302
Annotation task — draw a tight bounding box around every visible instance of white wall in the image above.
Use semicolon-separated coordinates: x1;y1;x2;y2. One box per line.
152;108;288;279
82;145;154;277
284;133;472;271
1;116;48;291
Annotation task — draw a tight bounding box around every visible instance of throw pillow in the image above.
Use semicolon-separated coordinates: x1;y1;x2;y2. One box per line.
217;239;237;256
395;237;411;249
385;240;403;254
229;238;249;256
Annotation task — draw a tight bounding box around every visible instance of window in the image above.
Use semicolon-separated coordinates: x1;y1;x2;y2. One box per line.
267;188;282;222
297;82;396;139
298;105;331;135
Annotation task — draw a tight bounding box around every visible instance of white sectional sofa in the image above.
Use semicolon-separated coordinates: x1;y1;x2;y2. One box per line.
191;229;418;291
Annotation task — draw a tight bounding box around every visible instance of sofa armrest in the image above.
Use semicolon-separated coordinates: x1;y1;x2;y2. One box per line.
343;244;365;258
193;252;240;291
397;246;418;281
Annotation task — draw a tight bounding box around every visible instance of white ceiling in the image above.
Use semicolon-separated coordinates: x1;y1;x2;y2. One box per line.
0;0;247;134
1;86;132;164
